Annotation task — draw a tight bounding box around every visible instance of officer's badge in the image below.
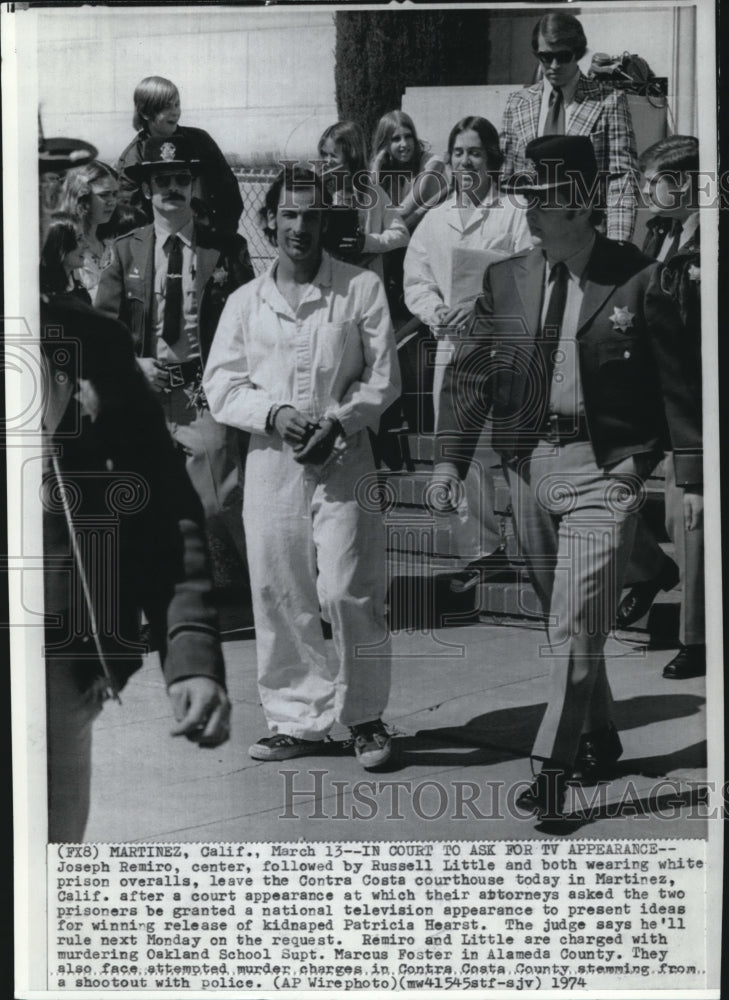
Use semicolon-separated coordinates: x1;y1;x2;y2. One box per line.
688;264;701;282
609;306;634;331
212;266;228;286
160;142;176;162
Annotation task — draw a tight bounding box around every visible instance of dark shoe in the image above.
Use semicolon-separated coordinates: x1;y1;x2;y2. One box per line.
349;719;392;769
663;644;706;679
572;722;623;782
516;766;568;820
248;733;326;761
615;559;680;628
449;545;510;594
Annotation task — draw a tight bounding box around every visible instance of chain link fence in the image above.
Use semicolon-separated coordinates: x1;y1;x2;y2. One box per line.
234;167;278;275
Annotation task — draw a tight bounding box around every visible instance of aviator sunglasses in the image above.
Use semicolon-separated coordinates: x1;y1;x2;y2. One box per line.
151;172;193;188
536;49;575;65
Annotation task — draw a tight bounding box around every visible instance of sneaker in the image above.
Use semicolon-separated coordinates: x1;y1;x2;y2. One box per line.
349;719;392;769
248;733;326;761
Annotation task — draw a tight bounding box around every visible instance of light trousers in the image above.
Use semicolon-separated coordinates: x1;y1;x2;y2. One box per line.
243;432;391;739
505;441;641;767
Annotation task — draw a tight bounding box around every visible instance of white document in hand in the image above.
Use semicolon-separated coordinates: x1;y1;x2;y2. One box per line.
449;246;509;308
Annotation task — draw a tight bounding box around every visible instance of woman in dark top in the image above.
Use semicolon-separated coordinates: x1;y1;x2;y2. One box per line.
116;75;243;237
40;212;92;303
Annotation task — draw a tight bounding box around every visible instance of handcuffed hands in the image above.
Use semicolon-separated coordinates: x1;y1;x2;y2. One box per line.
273;407;341;464
168;677;231;747
273;405;316;444
293;417;340;464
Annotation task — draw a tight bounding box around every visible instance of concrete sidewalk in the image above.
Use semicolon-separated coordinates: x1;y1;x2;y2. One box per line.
85;611;708;843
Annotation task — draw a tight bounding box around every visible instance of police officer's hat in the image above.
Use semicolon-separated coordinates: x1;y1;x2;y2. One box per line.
124;135;202;183
506;135;599;192
38;136;98;174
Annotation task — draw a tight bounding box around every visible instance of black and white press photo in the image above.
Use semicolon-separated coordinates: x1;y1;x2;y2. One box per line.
3;1;721;996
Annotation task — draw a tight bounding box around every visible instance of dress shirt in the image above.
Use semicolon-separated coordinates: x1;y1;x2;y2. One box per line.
656;211;699;261
203;252;400;438
153;217;199;363
538;73;581;136
403;189;533;327
542;231;596;416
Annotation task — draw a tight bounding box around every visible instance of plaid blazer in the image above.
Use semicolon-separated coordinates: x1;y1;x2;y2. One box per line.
500;73;638;241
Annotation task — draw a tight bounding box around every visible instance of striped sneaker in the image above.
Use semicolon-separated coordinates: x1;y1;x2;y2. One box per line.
248;733;326;761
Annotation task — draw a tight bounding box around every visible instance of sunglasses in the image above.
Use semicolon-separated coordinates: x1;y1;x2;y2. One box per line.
151;172;193;188
536;50;575;65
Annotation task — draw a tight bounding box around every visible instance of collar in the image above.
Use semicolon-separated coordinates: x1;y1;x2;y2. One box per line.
545;230;596;283
647;211;699;241
154;216;194;248
680;211;700;244
262;250;333;306
543;70;580;105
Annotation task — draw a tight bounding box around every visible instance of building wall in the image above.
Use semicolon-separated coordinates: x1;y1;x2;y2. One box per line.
36;5;696;168
36;7;339;164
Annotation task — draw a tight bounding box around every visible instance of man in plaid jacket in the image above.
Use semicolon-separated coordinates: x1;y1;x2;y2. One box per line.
500;11;638;242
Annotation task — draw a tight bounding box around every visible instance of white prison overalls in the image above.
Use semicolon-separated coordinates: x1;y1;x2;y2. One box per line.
204;253;400;738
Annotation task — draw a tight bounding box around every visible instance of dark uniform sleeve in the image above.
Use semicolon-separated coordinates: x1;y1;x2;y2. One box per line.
116;133;152;222
191;126;244;237
46;296;226;691
644;263;703;486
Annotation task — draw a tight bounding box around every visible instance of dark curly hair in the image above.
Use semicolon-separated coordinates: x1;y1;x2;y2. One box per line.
258;165;331;246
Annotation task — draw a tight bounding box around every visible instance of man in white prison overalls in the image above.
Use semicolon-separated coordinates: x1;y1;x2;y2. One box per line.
204;167;400;769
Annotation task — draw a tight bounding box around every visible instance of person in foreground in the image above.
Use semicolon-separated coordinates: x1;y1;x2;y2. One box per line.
41;229;231;841
433;137;702;820
203;167;400;769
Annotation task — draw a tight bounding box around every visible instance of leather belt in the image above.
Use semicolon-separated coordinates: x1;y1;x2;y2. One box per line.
539;413;590;445
162;360;202;388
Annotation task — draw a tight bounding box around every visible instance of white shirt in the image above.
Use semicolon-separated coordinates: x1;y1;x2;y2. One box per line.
153;217;199;362
403;188;533;327
203;252;400;438
542;233;596;416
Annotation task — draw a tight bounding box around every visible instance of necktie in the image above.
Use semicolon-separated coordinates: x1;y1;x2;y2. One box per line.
543;87;565;135
162;234;183;346
536;260;569;412
662;218;683;263
642;218;670;259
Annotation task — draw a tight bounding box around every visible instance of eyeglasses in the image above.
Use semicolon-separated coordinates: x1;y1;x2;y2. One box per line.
151;172;193;188
536;49;575;65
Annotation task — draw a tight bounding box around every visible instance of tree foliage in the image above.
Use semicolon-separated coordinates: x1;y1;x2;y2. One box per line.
335;10;491;144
